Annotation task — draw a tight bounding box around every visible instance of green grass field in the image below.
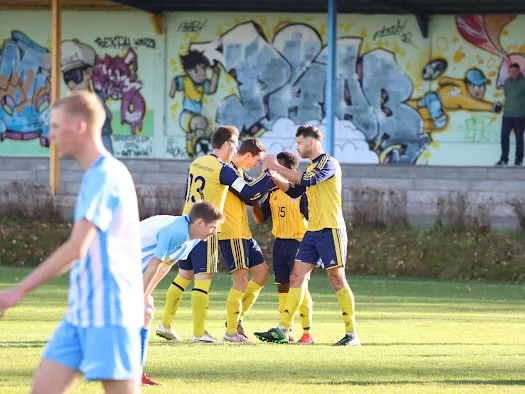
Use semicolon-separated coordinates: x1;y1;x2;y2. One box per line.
1;267;524;393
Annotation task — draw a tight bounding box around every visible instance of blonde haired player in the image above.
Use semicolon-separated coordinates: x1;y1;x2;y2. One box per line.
0;91;144;393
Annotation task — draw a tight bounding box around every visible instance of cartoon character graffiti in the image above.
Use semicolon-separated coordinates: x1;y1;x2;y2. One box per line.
0;31;51;146
456;15;525;86
61;40;114;152
169;50;220;156
408;60;502;133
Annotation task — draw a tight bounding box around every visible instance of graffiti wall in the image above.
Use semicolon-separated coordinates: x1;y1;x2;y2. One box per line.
1;11;525;166
166;13;525;166
0;11;161;158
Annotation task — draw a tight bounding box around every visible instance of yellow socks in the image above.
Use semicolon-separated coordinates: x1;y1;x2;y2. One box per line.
226;288;245;335
336;286;356;334
162;275;191;328
278;287;305;330
278;292;287;321
240;280;263;319
299;289;313;333
192;279;212;338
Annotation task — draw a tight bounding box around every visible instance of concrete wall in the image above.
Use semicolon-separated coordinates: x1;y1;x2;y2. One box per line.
1;12;525;166
2;157;523;230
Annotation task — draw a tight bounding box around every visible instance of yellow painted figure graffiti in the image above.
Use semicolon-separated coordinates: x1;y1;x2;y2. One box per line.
170;50;220;156
408;67;502;133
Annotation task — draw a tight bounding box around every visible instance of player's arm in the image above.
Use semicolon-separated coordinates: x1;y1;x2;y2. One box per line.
0;176;119;313
143;228;185;296
0;220;98;313
271;171;306;198
252;188;275;224
300;193;309;221
299;155;337;187
220;164;273;205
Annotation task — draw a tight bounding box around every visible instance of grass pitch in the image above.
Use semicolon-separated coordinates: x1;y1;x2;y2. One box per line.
1;267;524;393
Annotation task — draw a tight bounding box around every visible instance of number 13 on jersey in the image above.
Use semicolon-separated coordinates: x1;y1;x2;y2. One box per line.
186;173;206;203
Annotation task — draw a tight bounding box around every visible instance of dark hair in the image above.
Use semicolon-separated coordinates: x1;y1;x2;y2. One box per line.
277;151;299;169
237;138;266;156
510;63;521;70
296;124;323;141
180;50;210;70
211;126;239;149
188;201;225;224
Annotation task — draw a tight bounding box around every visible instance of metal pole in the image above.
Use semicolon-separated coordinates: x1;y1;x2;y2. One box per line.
50;0;61;195
326;0;337;156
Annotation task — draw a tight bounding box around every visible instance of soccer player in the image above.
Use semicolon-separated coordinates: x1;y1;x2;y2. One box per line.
139;201;225;385
0;91;144;392
157;126;274;343
219;139;270;343
252;151;315;345
254;125;360;346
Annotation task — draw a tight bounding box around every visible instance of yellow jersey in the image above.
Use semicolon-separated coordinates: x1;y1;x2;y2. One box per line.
287;154;346;232
183;154;274;231
219;164;252;240
259;186;308;241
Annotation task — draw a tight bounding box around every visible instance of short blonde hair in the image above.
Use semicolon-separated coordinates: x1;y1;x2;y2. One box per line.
52;90;106;131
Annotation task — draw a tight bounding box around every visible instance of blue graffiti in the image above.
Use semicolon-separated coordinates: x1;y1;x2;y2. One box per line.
0;31;51;146
190;22;428;163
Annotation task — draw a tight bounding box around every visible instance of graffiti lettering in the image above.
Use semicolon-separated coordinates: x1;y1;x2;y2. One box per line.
165;138;188;158
177;20;207;33
95;36;156;49
192;22;292;136
189;22;427;163
373;19;416;48
92;48;146;135
113;135;152;157
0;31;51;147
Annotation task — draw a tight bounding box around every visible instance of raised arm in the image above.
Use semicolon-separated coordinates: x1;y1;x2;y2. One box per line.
299;155;336;187
219;164;273;205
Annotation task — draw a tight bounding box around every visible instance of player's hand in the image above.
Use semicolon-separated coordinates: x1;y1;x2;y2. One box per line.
493;102;503;113
0;288;24;317
264;154;278;170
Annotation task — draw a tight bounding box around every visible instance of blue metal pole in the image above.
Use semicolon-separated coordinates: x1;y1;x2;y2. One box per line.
326;0;337;156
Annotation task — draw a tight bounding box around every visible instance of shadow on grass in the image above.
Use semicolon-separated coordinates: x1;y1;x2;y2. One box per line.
307;379;525;386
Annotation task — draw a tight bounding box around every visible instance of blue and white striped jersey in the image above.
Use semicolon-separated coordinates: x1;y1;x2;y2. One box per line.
140;215;199;273
66;154;143;329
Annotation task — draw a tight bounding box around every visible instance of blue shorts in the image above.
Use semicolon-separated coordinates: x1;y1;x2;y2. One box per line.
219;238;265;273
272;238;300;284
178;234;218;274
296;228;347;270
42;318;142;381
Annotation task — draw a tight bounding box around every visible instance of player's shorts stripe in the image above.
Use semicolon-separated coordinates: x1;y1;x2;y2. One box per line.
239;239;246;269
332;228;343;267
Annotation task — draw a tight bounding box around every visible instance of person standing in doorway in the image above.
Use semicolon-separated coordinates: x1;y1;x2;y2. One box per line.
496;63;525;167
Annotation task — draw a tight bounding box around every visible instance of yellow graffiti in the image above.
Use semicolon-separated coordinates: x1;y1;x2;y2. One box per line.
436;36;448;51
216;27;223;36
256;15;267;26
360;28;367;38
319;24;326;38
344;24;352;32
453;48;466;63
304;16;313;22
